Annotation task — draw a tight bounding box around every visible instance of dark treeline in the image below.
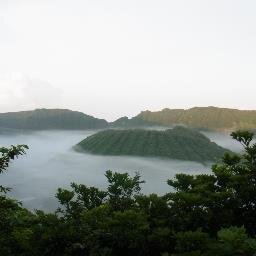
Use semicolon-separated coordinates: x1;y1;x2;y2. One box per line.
1;131;256;255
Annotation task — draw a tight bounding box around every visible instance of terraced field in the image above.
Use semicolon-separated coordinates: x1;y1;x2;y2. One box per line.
75;126;230;162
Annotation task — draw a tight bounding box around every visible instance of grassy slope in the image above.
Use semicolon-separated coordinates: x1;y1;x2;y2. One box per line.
132;107;256;131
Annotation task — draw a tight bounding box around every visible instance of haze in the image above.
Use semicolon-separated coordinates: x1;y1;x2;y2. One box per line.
1;0;256;120
0;130;242;212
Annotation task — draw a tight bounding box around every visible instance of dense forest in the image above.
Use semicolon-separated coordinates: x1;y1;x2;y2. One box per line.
0;109;108;130
75;126;229;162
1;130;256;255
125;106;256;131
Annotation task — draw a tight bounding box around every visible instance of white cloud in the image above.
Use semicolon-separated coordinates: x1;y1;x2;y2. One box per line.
0;73;62;113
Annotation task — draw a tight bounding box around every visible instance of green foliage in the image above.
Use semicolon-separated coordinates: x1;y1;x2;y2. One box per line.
0;145;30;256
56;184;107;218
2;130;256;255
76;126;230;162
208;226;256;256
105;170;144;210
0;144;28;193
174;229;209;255
231;130;254;147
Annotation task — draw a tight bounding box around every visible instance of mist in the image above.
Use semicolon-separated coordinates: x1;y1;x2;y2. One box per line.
201;131;244;153
0;130;241;212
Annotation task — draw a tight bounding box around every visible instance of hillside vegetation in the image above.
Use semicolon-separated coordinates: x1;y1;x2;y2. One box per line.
118;106;256;131
75;126;229;162
0;109;108;130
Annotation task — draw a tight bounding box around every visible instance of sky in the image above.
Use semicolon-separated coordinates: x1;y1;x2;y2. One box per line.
0;0;256;121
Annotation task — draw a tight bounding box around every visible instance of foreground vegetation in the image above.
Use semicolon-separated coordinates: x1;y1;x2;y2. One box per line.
1;130;256;255
75;126;229;162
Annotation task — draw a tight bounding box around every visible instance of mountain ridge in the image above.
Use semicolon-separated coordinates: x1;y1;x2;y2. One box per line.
117;106;256;131
1;106;256;131
0;108;108;130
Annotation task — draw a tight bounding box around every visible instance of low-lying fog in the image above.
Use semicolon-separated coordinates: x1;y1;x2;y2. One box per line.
0;129;243;212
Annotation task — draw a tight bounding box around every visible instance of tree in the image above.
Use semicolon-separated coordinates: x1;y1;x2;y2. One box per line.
166;130;256;237
0;145;30;256
208;226;256;256
56;184;107;219
0;145;28;193
105;170;144;211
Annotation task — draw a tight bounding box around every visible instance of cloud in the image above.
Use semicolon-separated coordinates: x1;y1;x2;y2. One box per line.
0;73;62;112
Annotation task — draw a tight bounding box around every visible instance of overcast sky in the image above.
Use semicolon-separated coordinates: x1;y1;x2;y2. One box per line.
0;0;256;121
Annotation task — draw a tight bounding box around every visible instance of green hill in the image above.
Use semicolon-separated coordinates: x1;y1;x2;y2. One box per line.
0;109;108;130
117;107;256;131
75;126;230;162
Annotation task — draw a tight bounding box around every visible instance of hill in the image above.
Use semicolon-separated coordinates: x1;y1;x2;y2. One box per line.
75;126;230;162
110;116;156;128
117;107;256;131
0;109;108;130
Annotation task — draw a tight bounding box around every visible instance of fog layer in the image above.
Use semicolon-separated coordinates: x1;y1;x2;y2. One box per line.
0;130;238;212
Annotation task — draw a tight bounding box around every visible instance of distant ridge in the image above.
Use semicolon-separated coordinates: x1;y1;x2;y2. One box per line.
113;107;256;131
1;106;256;131
0;109;108;130
75;126;230;162
110;116;156;128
